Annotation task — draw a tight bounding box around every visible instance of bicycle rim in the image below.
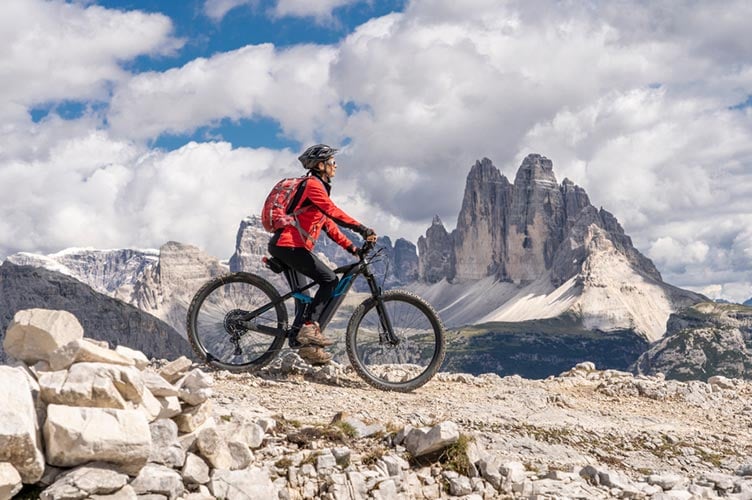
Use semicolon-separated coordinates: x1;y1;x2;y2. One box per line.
187;273;287;371
346;290;445;392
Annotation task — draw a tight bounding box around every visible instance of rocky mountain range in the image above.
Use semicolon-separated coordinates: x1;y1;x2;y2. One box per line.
7;242;228;338
1;152;718;379
414;154;704;341
4;219;420;338
0;262;192;363
745;297;752;307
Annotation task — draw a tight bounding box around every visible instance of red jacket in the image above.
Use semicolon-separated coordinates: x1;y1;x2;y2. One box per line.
273;174;361;252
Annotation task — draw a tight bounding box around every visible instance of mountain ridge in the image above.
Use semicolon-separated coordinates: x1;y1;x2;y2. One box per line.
0;261;192;363
415;154;704;341
3;153;705;345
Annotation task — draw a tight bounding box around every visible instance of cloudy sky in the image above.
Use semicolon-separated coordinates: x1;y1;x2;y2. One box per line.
1;0;751;302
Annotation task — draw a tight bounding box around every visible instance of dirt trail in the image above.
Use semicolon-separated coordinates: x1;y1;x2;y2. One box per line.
208;360;752;480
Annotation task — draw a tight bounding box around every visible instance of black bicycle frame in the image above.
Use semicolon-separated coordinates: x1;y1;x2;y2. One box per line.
241;250;397;343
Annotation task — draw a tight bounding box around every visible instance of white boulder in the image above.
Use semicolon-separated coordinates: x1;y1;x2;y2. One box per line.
39;463;129;500
0;462;22;500
142;370;180;397
3;309;83;364
209;468;275;500
49;339;135;371
115;345;150;369
38;368;126;409
0;366;46;483
174;401;213;433
44;405;151;470
177;369;213;406
157;396;182;419
38;363;146;408
129;464;185;499
182;453;211;486
404;421;460;457
159;356;193;383
148;419;186;468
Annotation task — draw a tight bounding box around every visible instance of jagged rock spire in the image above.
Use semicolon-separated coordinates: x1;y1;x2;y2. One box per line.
418;154;660;286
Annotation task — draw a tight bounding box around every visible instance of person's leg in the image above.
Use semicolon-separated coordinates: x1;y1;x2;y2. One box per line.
268;246;337;358
268;246;338;325
282;267;309;347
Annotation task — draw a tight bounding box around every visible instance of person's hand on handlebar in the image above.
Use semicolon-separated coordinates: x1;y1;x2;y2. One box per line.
357;225;378;243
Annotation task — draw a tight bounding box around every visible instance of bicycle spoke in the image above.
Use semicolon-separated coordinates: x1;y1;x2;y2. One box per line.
347;291;445;391
187;273;287;371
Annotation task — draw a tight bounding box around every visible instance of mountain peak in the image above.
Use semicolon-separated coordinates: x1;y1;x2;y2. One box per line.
467;157;501;181
514;153;557;187
431;214;445;227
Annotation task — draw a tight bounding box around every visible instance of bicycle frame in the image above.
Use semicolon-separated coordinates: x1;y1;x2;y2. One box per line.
239;247;398;344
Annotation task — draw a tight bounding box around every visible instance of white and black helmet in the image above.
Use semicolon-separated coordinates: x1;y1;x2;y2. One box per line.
298;144;338;170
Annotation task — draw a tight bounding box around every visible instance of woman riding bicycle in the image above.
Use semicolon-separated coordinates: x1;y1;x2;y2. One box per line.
268;144;377;365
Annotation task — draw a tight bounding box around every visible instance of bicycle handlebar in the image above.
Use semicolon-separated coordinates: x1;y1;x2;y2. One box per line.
359;240;375;260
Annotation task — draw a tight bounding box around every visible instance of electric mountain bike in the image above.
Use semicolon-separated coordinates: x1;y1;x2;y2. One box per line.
185;242;446;392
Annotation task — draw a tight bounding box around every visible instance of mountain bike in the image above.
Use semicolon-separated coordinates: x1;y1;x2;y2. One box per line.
186;242;446;392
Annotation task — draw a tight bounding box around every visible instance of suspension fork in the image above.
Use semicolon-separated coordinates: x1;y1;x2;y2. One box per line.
365;270;399;345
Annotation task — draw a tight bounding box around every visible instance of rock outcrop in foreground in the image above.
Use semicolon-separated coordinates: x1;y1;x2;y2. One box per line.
3;307;752;499
634;302;752;380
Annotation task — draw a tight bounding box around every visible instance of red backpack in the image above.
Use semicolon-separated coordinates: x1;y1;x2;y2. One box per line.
261;177;310;238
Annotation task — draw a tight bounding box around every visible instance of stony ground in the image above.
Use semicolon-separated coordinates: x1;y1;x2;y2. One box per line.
210;358;752;484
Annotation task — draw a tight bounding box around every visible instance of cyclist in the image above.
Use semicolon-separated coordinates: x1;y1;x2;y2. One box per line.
268;144;377;365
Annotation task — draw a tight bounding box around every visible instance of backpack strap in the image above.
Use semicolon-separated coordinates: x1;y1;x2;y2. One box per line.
286;178;315;245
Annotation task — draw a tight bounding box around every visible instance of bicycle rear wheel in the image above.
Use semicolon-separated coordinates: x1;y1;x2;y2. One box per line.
346;290;446;392
186;272;287;371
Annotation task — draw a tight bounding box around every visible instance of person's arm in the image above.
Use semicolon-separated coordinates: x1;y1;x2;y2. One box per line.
322;218;358;254
304;177;376;241
304;178;362;231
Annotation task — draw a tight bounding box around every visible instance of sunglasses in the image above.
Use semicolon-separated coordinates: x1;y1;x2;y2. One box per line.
326;158;337;166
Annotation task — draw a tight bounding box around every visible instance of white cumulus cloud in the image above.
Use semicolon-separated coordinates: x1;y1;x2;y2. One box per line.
0;0;181;121
204;0;366;22
204;0;257;21
2;0;752;302
107;43;345;144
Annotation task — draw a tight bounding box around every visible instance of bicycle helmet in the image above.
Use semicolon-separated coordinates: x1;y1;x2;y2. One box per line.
298;144;339;170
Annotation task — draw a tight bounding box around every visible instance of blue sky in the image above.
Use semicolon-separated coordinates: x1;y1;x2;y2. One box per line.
1;0;751;302
30;0;405;151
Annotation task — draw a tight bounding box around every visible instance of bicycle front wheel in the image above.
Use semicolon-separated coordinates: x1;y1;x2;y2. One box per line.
186;273;288;371
346;290;446;392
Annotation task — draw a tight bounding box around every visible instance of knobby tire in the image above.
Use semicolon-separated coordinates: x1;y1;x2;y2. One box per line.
186;272;287;372
346;290;446;392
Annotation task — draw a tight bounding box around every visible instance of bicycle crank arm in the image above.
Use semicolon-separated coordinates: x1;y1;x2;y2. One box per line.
242;323;285;338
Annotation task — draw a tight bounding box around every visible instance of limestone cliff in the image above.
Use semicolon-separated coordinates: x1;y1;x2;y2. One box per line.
452;158;511;281
417;216;455;284
7;248;159;301
7;242;229;337
0;262;192;363
633;303;752;380
415;154;704;340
